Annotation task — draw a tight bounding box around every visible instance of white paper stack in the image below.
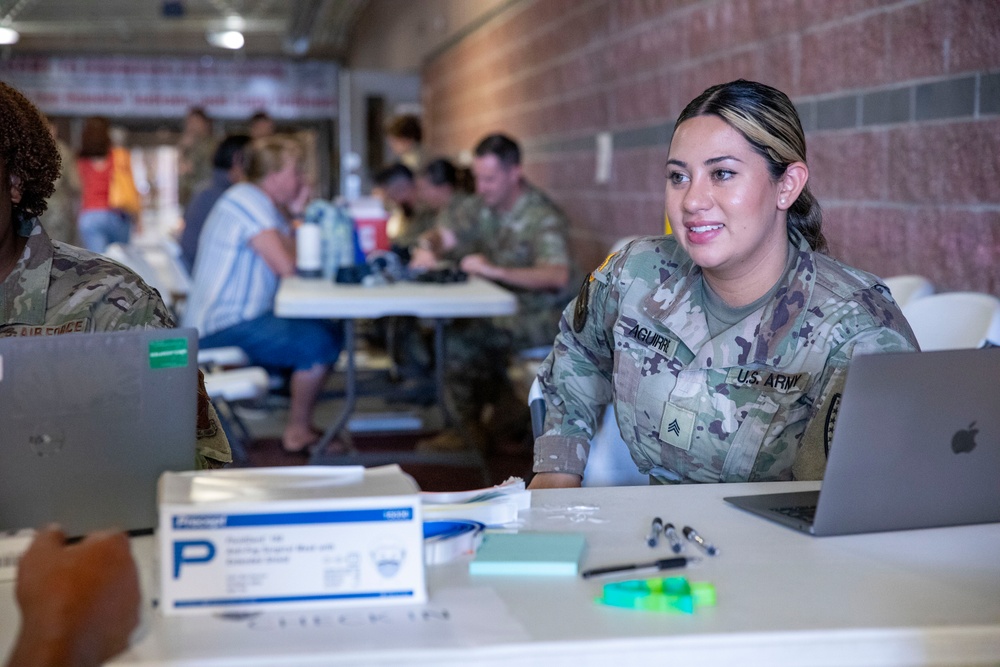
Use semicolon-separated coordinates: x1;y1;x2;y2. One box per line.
421;477;530;527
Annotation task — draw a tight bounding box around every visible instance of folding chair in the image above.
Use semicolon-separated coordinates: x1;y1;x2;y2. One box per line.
902;292;1000;351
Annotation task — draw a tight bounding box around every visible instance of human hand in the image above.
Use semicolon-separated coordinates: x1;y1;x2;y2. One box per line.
459;253;498;280
408;246;438;270
9;527;140;667
527;472;583;490
288;182;314;218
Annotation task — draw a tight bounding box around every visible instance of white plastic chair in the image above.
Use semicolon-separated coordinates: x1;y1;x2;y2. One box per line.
202;366;270;464
203;366;270;403
882;275;934;308
902;292;1000;351
529;377;648;486
610;235;641;253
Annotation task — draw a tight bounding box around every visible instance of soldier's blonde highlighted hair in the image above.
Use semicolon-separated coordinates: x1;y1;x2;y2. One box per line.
676;80;826;252
247;134;303;184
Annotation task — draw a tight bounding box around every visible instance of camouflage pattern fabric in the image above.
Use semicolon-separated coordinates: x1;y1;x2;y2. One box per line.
178;139;214;209
0;217;232;468
436;192;482;255
534;231;918;484
433;184;573;446
445;183;575;350
392;205;438;251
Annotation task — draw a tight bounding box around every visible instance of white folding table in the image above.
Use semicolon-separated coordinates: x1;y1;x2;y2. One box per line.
274;276;518;464
4;481;998;666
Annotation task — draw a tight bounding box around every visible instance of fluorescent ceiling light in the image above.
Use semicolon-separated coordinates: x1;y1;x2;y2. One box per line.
206;30;244;50
0;26;19;45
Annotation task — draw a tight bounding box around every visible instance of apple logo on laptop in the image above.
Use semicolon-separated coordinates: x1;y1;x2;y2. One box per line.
951;421;978;454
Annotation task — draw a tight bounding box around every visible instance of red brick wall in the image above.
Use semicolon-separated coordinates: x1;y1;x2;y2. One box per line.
422;0;1000;294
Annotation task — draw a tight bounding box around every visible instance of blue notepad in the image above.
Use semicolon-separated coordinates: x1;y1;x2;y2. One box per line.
469;531;587;576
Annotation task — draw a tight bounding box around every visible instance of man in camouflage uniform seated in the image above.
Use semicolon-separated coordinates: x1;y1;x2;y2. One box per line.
0;81;230;469
411;134;576;453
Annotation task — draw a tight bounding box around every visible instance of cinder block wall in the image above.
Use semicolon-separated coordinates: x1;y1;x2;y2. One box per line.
421;0;1000;294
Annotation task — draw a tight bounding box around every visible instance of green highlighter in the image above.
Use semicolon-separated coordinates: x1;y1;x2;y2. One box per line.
597;576;716;614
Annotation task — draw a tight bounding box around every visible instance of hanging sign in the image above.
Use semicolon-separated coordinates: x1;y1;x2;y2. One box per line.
0;55;338;119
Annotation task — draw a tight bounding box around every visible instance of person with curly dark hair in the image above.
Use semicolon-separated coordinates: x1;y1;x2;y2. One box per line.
1;80;231;665
0;81;231;465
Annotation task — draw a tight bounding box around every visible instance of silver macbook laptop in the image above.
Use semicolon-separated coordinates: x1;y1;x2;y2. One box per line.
0;328;198;536
725;348;1000;536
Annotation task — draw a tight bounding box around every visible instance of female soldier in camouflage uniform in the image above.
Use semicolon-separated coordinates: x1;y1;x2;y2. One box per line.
530;80;917;489
0;81;230;469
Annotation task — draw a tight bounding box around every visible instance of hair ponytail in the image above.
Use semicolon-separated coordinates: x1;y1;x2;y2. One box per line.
789;185;826;252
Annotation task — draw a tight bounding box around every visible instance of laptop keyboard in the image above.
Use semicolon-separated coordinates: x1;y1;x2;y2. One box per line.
773;504;817;523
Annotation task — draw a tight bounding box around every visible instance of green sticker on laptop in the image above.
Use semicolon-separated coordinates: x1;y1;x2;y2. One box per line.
148;338;189;369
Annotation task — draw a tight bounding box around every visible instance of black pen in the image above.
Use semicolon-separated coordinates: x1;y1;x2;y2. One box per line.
682;525;718;556
581;556;694;579
663;522;683;554
646;517;663;547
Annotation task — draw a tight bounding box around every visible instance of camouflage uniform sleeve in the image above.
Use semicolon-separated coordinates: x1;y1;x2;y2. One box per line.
531;209;571;267
533;252;622;477
792;323;918;480
92;285;174;332
440;196;484;260
196;370;234;469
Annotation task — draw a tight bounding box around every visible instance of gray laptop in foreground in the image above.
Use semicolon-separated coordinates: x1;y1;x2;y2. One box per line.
725;347;1000;536
0;328;198;536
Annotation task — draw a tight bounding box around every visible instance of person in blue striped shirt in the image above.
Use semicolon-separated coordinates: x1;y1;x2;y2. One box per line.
183;135;342;453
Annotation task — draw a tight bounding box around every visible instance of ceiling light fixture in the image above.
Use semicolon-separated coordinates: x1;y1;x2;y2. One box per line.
206;29;244;50
0;26;20;45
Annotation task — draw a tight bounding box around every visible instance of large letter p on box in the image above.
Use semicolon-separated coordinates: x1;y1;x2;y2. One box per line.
174;540;216;579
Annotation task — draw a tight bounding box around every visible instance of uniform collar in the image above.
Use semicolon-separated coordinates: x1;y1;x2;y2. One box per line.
492;181;537;225
0;217;53;327
641;231;816;369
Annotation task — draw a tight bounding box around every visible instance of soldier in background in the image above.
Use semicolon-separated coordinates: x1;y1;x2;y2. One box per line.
411;133;575;454
179;134;252;273
248;109;276;140
529;80;918;490
37;119;80;245
417;157;479;240
177;106;214;208
372;162;436;255
385;114;423;172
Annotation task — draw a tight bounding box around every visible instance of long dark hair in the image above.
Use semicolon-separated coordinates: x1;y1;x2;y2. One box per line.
676;80;826;252
79;116;112;159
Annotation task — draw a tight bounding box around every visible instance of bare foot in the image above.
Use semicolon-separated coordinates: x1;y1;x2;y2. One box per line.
282;426;318;454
